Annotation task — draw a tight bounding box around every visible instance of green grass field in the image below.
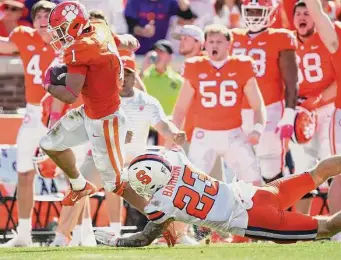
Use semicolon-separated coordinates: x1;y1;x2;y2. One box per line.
0;242;340;260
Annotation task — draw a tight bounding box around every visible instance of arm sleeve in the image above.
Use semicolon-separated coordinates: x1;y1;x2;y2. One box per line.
8;26;25;50
240;58;257;88
278;31;297;51
144;199;171;224
182;61;196;88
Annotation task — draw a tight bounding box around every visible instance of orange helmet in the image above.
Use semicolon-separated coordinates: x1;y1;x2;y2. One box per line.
291;106;317;144
32;148;58;179
48;1;90;51
241;0;279;32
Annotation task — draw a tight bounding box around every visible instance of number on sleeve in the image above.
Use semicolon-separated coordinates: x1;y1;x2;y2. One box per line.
199;80;238;108
71;49;76;63
27;54;42;84
232;48;266;77
173;166;219;219
297;53;323;84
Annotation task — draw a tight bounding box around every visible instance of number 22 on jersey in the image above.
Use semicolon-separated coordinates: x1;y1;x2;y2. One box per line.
173;166;219;219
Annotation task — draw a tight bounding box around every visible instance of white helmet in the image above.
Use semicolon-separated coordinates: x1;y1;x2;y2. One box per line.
241;0;279;32
127;153;172;197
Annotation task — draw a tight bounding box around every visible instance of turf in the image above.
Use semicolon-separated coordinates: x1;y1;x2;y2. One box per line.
0;242;340;260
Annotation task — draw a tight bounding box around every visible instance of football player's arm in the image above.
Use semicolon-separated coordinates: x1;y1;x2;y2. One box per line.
47;72;85;104
172;79;194;129
303;0;339;53
279;49;298;110
49;98;66;128
115;219;174;247
0;36;18;54
302;81;338;110
244;77;266;129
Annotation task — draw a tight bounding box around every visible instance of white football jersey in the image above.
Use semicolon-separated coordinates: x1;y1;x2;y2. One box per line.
144;150;257;236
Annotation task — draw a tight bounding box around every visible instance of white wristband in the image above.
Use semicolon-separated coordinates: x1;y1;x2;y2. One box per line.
253;123;264;135
281;107;296;125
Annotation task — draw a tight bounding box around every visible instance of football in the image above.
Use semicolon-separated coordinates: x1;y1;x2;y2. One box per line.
50;64;67;86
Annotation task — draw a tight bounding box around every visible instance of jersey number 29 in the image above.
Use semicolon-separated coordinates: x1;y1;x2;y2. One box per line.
173;166;219;220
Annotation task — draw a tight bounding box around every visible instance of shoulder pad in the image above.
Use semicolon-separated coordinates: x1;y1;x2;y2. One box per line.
64;38;98;65
10;26;35;38
185;55;208;64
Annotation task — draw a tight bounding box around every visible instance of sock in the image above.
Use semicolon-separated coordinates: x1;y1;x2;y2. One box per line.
17;218;32;236
331;232;341;241
70;225;82;246
69;174;86;191
110;222;121;234
82;218;93;234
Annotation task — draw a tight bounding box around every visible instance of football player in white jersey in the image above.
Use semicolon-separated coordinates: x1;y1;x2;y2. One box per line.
50;53;186;246
95;149;341;246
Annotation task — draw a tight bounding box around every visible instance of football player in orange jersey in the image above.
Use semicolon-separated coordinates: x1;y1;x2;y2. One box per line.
230;0;299;183
173;24;266;186
0;1;64;247
303;0;341;242
292;1;337;214
39;2;176;245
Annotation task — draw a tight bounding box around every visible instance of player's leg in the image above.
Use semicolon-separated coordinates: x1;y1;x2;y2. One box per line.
224;128;262;185
328;107;341;241
51;152;100;246
188;128;217;174
255;102;286;182
3;105;48;247
40;107;95;205
245;191;318;242
264;155;341;211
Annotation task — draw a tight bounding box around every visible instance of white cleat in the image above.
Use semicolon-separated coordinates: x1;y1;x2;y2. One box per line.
50;232;70;247
94;229;119;246
0;230;32;247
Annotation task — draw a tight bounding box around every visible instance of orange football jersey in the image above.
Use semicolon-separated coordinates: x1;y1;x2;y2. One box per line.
296;32;336;98
9;26;58;104
64;20;123;119
230;28;297;108
183;55;257;131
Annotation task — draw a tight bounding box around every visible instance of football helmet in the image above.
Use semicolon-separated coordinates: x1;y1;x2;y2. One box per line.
291;106;317;144
241;0;279;32
48;1;90;51
127;153;172;197
32;148;58;179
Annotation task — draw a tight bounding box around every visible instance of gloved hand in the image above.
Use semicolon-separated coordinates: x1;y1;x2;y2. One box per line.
275;107;295;140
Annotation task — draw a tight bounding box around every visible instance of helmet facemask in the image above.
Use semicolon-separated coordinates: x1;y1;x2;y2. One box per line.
48;21;75;51
242;4;277;32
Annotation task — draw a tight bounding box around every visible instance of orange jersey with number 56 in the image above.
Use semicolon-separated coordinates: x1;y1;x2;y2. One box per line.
296;32;335;98
64;20;123;119
183;55;257;130
9;26;59;104
230;28;297;108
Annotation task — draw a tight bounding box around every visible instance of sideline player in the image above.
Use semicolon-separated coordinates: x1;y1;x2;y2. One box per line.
230;0;298;182
292;1;337;214
49;53;186;246
96;150;341;247
172;24;265;185
0;1;59;247
303;0;341;242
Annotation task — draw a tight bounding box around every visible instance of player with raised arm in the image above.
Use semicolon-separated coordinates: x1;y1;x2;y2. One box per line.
0;1;62;247
230;0;298;183
292;1;337;214
95;149;341;247
172;24;266;187
303;0;341;242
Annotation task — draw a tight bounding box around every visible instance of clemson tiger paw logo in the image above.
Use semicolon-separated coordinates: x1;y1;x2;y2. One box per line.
62;5;79;22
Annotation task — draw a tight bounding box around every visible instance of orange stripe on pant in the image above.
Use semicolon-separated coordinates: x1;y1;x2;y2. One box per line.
103;119;123;195
113;117;124;167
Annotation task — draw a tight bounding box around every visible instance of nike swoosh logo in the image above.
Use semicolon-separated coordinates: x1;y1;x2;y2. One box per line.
258;42;266;46
311;45;319;50
228;73;236;77
92;133;100;138
70;194;79;202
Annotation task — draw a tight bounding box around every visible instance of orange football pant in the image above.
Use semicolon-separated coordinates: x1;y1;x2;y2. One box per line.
245;173;318;243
